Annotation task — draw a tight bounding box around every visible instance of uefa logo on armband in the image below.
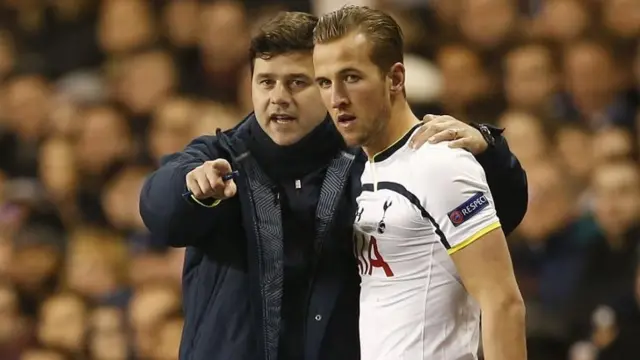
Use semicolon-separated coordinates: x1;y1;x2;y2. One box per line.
448;210;464;225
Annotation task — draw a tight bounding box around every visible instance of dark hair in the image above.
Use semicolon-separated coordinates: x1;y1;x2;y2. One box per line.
313;5;404;74
249;12;318;72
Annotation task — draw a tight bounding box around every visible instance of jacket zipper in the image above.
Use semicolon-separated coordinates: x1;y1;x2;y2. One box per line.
300;178;350;351
218;134;272;360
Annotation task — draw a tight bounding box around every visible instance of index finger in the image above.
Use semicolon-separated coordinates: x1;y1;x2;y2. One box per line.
210;159;232;174
410;122;440;149
422;114;438;123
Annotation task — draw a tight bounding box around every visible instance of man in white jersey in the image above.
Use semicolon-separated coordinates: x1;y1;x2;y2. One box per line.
312;5;527;360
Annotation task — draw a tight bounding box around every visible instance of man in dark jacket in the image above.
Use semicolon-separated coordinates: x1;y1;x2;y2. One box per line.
139;12;528;360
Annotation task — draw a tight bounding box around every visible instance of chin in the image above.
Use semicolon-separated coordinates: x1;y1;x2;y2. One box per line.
341;134;364;147
269;131;303;146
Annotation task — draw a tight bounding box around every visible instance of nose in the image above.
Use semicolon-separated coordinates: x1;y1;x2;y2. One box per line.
270;82;292;107
330;83;349;109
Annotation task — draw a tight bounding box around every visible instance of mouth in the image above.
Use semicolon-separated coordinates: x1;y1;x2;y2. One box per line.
337;114;356;126
270;114;297;124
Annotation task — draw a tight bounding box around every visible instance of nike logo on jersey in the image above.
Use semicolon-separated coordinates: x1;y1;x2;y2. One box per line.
447;192;489;227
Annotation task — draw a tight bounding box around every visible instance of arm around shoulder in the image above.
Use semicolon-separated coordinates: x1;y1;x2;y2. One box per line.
473;125;528;236
139;135;237;247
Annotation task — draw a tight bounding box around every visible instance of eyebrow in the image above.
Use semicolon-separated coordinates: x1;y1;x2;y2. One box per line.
338;67;362;75
255;73;311;79
315;67;363;78
314;67;363;81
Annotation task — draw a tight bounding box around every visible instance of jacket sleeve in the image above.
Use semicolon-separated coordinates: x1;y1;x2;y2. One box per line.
473;126;528;236
139;135;239;247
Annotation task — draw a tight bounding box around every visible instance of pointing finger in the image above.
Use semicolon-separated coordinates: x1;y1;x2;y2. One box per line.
224;180;237;198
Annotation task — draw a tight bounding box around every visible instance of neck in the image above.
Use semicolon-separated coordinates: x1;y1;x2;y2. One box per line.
363;101;419;159
246;116;344;181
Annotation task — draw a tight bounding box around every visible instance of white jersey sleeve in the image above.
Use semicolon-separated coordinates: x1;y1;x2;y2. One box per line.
416;144;501;255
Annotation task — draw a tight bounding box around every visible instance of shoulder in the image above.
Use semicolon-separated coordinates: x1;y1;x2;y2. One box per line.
412;142;482;174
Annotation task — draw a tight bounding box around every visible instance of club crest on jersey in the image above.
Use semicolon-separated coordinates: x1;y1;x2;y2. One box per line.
447;192;489;227
377;199;393;233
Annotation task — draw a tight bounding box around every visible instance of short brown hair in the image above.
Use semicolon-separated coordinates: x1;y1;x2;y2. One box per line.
313;5;404;73
249;12;318;72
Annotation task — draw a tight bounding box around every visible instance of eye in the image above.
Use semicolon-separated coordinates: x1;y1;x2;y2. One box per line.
316;78;331;89
345;74;360;83
259;79;275;88
290;79;308;88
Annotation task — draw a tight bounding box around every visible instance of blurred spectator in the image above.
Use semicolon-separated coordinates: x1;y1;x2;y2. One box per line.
38;137;78;225
510;161;596;359
152;314;183;360
503;41;562;117
591;127;636;164
20;348;69;360
554;123;593;191
64;228;130;307
0;0;638;358
147;97;198;165
533;0;593;45
1;73;51;178
128;282;181;359
601;0;640;42
563;38;636;130
570;161;640;340
436;43;504;124
97;0;156;56
594;261;640;359
459;0;520;57
0;280;30;360
498;111;554;166
114;48;178;126
36;291;87;356
87;306;128;360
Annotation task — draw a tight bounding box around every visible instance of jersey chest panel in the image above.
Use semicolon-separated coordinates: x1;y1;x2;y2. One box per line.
354;188;439;279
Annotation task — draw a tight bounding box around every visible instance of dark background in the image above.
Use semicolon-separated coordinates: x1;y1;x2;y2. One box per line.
0;0;638;359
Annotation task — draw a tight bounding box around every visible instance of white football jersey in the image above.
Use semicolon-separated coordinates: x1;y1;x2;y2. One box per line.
354;123;501;360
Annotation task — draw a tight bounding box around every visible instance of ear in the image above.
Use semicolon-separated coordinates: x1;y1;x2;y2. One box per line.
388;62;405;94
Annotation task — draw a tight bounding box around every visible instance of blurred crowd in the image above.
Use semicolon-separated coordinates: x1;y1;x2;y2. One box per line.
0;0;638;359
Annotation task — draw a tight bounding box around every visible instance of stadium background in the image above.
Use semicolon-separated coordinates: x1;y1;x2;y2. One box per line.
0;0;638;359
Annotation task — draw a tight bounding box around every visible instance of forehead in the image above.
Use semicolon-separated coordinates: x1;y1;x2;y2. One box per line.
253;51;314;78
46;296;83;312
438;47;478;68
509;46;551;66
566;44;611;66
594;164;639;187
313;32;374;73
